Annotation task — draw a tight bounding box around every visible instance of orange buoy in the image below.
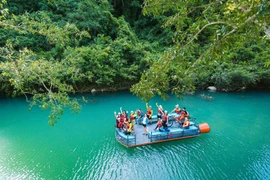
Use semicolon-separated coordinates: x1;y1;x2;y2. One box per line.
199;122;210;133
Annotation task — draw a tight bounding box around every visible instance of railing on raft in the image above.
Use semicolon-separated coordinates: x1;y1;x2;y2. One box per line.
115;129;136;147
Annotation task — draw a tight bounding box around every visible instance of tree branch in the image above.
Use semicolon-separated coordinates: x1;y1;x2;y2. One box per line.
185;21;237;47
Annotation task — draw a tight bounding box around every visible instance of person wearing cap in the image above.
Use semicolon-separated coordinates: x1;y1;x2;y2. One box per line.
146;103;153;124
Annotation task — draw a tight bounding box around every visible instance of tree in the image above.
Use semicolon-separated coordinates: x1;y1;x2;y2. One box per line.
0;0;158;125
1;0;269;125
131;0;270;101
0;0;90;125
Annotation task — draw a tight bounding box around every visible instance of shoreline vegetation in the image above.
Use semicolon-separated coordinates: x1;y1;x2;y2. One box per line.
0;0;269;125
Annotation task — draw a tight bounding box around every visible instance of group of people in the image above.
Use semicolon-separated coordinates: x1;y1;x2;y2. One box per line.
114;107;134;135
170;104;191;128
153;103;190;131
114;103;191;135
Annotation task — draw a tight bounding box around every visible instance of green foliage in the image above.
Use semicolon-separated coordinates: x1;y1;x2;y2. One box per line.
130;57;170;102
0;48;82;125
134;15;174;47
131;0;270;98
7;0;47;14
30;92;81;126
257;69;270;88
1;0;270;125
48;0;113;37
210;66;257;91
0;29;52;51
0;0;160;125
265;61;270;67
110;0;174;47
62;32;158;88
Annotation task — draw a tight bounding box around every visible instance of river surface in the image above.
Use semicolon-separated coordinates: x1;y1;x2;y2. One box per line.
0;91;269;180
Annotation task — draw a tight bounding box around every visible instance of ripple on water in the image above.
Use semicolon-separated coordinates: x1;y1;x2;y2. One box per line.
247;144;270;180
1;91;270;179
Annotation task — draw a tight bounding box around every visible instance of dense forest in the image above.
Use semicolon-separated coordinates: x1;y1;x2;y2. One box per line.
0;0;269;125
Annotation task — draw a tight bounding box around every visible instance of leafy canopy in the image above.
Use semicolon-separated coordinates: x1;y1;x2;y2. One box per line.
0;0;269;125
131;0;270;101
0;0;159;125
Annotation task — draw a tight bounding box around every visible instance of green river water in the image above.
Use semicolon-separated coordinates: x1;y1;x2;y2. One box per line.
0;91;269;180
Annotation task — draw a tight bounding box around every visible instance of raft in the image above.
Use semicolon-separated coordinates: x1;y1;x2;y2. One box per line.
115;114;210;148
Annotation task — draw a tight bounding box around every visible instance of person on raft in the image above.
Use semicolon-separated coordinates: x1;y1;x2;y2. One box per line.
129;111;136;123
154;119;163;131
135;109;145;124
142;114;149;135
182;117;190;129
179;107;190;121
170;104;181;118
162;110;169;128
114;112;124;130
155;110;170;132
146;103;153;124
156;103;164;120
124;119;134;135
120;107;128;123
174;107;190;126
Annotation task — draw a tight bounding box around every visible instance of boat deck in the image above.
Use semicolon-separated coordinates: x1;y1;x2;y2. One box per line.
115;119;200;148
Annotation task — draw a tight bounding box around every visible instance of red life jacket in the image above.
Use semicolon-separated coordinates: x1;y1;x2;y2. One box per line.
117;122;123;128
147;109;152;116
130;114;135;120
181;111;186;115
158;109;163;114
120;115;125;123
162;115;168;122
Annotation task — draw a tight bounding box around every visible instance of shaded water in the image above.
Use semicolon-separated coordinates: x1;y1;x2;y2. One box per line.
0;91;269;180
